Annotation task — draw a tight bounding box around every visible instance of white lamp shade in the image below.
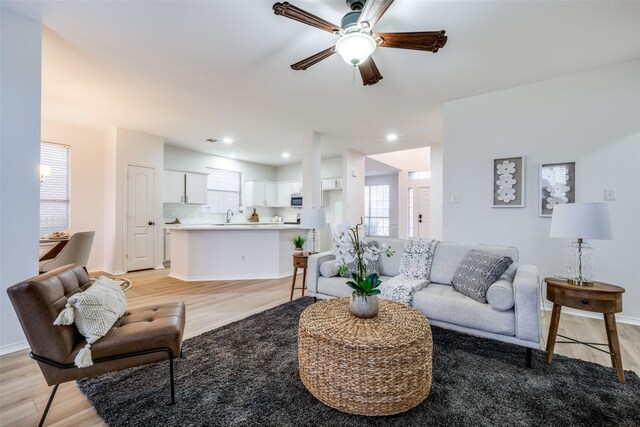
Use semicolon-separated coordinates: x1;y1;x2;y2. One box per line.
550;203;613;240
335;32;376;65
300;207;326;230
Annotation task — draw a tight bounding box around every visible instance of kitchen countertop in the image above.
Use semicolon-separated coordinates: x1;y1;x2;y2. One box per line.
164;223;302;231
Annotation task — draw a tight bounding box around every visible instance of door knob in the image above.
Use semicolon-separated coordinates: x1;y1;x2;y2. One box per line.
148;221;155;226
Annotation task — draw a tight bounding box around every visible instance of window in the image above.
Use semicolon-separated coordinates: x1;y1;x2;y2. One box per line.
409;170;431;180
364;185;390;237
40;142;70;237
408;188;414;237
206;168;242;213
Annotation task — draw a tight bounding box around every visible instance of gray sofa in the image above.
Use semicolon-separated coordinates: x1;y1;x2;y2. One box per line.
308;239;541;354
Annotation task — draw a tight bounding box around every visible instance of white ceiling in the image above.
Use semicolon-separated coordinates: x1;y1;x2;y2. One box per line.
5;0;640;166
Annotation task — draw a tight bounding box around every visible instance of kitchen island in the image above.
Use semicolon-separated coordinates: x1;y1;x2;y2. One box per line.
164;224;303;281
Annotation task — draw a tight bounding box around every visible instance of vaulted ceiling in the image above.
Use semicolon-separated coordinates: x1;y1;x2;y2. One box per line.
4;0;640;165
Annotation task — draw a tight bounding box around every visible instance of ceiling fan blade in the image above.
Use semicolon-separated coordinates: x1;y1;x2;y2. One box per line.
376;31;448;52
357;0;394;30
273;2;342;34
291;46;336;71
358;57;383;86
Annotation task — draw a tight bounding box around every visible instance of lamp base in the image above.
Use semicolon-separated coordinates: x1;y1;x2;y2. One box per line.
568;278;595;286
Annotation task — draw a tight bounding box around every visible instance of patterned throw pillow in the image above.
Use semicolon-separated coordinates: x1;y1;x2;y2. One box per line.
339;241;380;277
399;237;439;279
452;250;513;303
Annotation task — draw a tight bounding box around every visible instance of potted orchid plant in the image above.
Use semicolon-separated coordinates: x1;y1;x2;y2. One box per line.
333;219;394;318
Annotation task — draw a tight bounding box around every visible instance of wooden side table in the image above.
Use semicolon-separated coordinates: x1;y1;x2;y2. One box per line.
290;252;309;301
544;277;626;382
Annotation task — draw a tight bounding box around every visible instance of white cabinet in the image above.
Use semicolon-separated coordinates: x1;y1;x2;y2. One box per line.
245;180;278;207
163;171;208;204
185;173;207;204
321;178;342;191
163;171;185;203
164;230;171;262
291;181;303;195
277;182;292;207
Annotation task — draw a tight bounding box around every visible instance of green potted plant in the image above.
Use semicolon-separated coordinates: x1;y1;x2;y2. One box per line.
334;219;393;318
292;235;306;254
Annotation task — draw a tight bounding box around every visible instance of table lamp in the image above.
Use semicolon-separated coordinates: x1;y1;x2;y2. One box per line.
300;207;326;254
549;202;613;285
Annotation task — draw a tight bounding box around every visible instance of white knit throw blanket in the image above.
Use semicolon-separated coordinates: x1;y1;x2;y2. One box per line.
380;238;439;305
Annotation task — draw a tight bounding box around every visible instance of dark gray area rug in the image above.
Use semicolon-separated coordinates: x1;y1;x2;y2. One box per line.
78;298;640;426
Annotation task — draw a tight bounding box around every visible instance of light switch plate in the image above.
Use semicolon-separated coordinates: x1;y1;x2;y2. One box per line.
451;194;462;204
604;188;616;201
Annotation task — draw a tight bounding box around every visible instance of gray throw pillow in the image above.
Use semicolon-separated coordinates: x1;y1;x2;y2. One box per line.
319;261;339;278
339;241;380;277
452;250;513;304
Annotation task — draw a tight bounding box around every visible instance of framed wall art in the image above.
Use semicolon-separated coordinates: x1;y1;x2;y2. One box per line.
539;161;576;217
492;156;525;208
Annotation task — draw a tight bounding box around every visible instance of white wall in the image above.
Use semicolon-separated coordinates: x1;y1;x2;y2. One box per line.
41;122;107;271
165;144;276;182
369;148;431;239
429;144;444;240
342;149;365;227
276;157;342;182
365;174;400;238
443;60;640;322
0;9;42;353
104;128;164;273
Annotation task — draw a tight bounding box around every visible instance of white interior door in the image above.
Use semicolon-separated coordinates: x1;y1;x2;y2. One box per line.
413;186;431;238
127;165;155;271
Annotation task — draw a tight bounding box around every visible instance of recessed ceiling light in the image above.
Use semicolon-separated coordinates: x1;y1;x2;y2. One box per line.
282;152;290;159
386;133;398;142
222;137;233;144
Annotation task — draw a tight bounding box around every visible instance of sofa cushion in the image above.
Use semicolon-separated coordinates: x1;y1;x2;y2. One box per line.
375;238;405;276
413;283;515;336
451;250;513;304
430;242;518;285
486;279;515;311
317;275;393;298
319;260;338;278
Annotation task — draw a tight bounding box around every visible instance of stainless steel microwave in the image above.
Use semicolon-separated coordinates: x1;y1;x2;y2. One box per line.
291;195;303;207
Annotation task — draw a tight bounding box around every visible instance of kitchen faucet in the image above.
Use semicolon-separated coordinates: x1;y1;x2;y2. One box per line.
226;209;233;223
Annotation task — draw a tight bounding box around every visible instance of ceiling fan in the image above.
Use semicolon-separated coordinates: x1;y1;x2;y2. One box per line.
273;0;447;86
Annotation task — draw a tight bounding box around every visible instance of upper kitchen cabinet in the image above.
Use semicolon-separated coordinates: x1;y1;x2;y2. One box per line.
163;171;208;204
321;178;342;191
164;170;185;203
277;182;291;207
245;180;277;207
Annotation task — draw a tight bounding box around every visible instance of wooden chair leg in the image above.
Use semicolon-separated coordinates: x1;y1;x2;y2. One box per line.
39;384;59;427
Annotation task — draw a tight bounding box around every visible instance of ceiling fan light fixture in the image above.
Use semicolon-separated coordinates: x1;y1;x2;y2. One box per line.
335;32;376;66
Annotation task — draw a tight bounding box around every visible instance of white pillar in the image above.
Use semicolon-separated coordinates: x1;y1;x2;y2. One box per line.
1;10;42;351
342;149;365;227
429;143;444;240
302;132;322;208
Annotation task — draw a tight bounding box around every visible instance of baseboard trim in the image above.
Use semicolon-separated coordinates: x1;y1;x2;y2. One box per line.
543;302;640;326
169;271;295;282
0;340;29;356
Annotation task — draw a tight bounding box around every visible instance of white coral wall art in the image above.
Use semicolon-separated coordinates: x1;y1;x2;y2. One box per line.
539;162;576;217
493;157;525;207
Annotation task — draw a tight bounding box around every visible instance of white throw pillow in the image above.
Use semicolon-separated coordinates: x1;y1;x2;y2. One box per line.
53;276;127;367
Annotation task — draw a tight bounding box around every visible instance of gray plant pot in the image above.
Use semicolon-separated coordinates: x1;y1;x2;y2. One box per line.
350;294;379;319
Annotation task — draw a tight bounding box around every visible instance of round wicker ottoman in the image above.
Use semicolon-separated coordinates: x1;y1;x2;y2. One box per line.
298;298;433;416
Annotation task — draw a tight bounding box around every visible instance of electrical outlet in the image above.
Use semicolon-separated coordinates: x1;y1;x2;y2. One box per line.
241;255;246;261
604;188;616;201
451;194;462;204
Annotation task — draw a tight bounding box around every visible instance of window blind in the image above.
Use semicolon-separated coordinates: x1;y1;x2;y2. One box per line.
206;168;242;213
364;185;390;237
40;142;71;237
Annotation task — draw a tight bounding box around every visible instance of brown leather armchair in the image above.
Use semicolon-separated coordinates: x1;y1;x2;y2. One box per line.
6;264;186;427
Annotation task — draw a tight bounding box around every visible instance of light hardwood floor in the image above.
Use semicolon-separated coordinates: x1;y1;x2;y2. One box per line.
1;268;638;426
